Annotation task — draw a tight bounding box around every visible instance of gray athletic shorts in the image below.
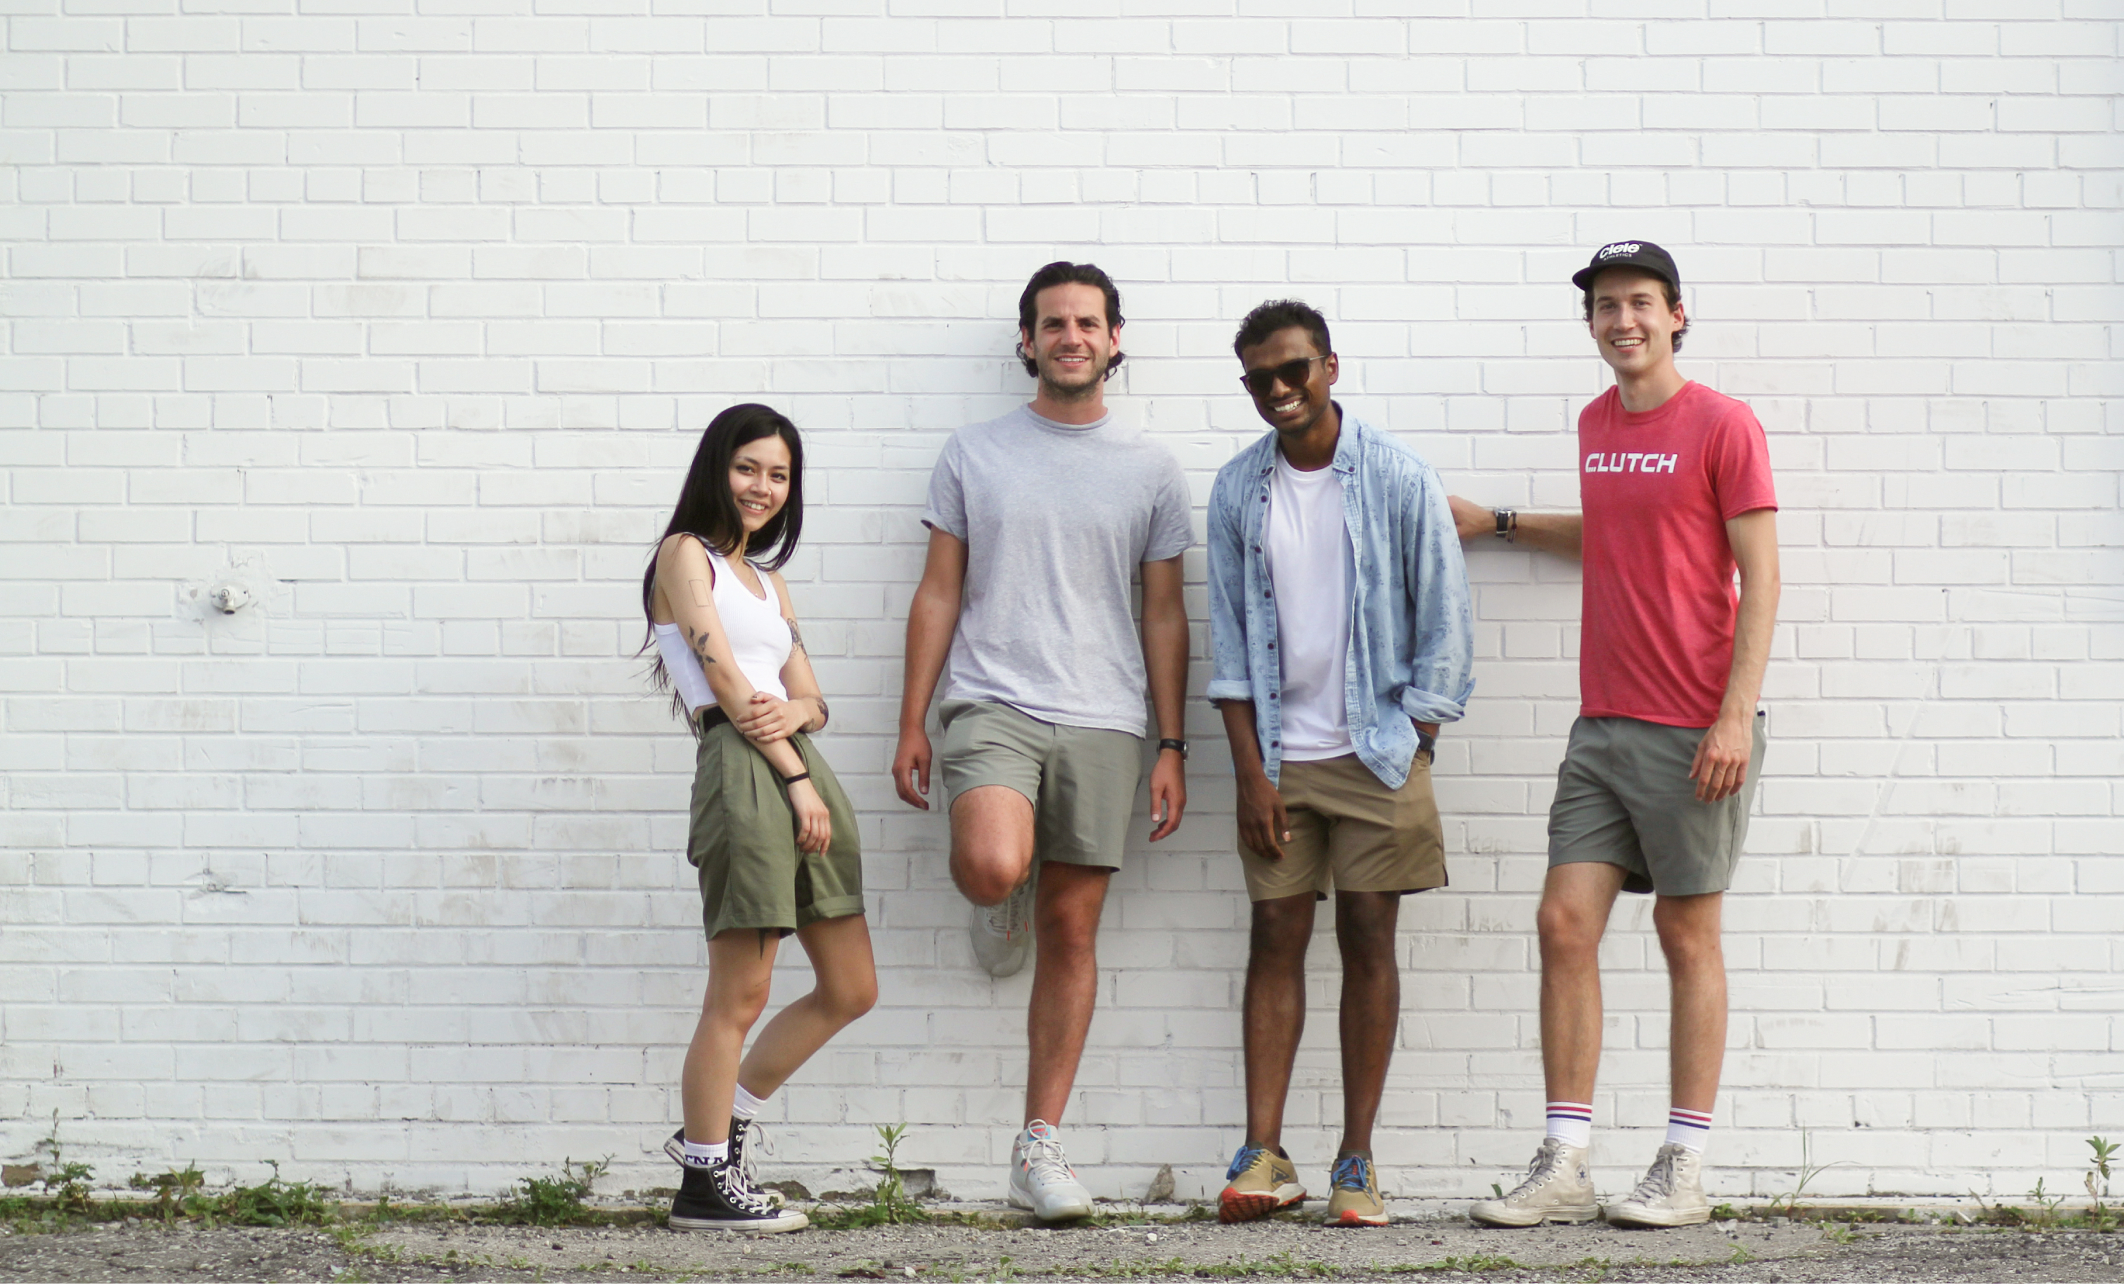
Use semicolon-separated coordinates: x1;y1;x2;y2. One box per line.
937;699;1143;870
1547;712;1766;897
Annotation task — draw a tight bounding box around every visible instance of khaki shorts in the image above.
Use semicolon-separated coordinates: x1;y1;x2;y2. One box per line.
1547;712;1766;897
1237;752;1447;902
687;718;865;940
937;699;1143;870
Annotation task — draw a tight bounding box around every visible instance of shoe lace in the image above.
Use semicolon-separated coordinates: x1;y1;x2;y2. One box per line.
1226;1144;1267;1182
1020;1130;1074;1186
735;1121;772;1190
715;1160;776;1216
1502;1139;1569;1200
1331;1154;1371;1193
1625;1148;1680;1205
983;898;1023;938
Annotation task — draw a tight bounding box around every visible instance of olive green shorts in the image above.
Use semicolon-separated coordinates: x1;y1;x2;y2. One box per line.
687;718;865;940
1547;712;1766;897
937;699;1143;870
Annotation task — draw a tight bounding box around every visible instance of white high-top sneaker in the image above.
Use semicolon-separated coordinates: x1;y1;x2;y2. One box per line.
1604;1144;1711;1228
1007;1120;1093;1221
1467;1137;1598;1227
970;873;1035;978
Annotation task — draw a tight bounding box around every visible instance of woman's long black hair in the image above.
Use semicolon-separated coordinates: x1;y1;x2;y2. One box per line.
640;403;806;721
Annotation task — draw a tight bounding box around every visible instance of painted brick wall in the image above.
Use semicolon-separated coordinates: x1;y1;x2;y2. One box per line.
3;2;2120;1205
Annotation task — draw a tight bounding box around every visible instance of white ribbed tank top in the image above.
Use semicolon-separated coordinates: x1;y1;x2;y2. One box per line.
653;544;791;715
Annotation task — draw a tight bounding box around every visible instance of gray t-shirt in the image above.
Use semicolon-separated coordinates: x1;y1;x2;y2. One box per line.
922;404;1194;736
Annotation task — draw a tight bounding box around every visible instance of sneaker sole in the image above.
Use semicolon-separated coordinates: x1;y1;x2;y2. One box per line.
669;1211;809;1234
1009;1183;1091;1221
1325;1208;1389;1227
1604;1205;1710;1228
1219;1185;1303;1224
1468;1204;1599;1228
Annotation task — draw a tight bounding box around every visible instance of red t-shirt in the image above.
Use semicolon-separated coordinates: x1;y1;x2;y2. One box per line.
1578;381;1777;728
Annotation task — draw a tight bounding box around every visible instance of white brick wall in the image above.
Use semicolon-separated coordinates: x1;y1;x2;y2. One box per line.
4;4;2120;1205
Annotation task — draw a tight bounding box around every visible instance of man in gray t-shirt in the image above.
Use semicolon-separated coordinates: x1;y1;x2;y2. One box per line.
894;262;1192;1221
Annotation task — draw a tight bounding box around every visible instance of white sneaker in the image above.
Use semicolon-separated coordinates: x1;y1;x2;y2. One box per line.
1007;1120;1092;1221
971;871;1035;978
1604;1144;1710;1227
1467;1137;1598;1227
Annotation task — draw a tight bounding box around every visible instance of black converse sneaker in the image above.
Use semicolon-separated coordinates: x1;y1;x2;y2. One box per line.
664;1122;783;1207
668;1160;808;1234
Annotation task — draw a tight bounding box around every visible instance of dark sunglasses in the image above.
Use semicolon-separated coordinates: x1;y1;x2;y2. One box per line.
1239;355;1329;396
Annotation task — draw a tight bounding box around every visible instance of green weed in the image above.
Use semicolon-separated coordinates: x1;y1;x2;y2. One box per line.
809;1125;931;1230
128;1164;205;1223
2087;1135;2118;1233
493;1157;612;1227
1765;1131;1843;1220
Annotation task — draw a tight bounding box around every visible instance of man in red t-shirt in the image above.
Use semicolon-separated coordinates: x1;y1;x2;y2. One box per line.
1452;242;1780;1230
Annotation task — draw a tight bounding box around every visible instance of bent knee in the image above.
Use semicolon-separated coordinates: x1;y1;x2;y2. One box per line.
824;977;879;1025
953;860;1027;907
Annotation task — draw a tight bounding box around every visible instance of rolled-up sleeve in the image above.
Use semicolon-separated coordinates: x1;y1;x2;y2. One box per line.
1398;465;1475;724
1204;474;1254;705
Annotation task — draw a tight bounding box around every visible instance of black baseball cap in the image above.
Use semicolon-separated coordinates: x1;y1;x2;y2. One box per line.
1572;240;1680;292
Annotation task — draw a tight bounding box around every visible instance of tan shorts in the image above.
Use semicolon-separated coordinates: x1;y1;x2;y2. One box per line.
1237;752;1447;902
937;699;1143;870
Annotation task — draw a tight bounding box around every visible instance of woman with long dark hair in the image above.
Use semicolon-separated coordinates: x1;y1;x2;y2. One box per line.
643;403;876;1233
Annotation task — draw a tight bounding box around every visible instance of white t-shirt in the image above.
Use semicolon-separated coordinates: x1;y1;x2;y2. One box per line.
1266;451;1354;761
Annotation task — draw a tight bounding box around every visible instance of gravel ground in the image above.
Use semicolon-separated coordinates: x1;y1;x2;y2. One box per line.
2;1211;2119;1282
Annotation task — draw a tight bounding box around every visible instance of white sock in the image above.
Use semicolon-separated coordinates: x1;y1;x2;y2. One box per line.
1666;1107;1712;1153
1545;1101;1592;1150
732;1084;769;1123
680;1137;729;1168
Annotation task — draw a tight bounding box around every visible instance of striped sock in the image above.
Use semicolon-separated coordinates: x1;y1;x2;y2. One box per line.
1545;1101;1593;1150
1666;1107;1712;1153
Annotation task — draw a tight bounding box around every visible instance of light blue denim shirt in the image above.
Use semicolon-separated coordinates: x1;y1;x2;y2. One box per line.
1206;409;1475;790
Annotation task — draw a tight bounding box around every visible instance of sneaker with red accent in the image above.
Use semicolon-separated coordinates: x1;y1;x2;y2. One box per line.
1324;1152;1387;1226
1218;1143;1304;1224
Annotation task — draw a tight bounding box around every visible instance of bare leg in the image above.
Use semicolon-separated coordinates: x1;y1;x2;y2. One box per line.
1241;894;1315;1148
1535;862;1627;1104
1653;892;1726;1115
734;914;879;1098
1022;861;1112;1127
1333;890;1402;1155
681;929;780;1145
950;786;1035;906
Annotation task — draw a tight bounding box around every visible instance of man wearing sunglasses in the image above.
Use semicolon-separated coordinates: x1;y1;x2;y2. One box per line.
1205;300;1473;1227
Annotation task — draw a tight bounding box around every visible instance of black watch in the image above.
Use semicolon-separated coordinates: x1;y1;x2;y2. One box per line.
1157;738;1189;760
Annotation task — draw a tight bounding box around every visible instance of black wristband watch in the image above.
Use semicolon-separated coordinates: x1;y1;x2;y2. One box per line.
1157;738;1189;760
1494;508;1517;541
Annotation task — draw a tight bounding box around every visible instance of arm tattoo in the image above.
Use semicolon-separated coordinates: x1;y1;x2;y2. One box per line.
810;697;829;732
784;617;805;655
688;578;712;608
684;624;716;664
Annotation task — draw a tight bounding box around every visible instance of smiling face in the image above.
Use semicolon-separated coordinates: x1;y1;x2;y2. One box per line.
1238;326;1338;439
1587;267;1686;378
728;432;792;537
1021;282;1119;400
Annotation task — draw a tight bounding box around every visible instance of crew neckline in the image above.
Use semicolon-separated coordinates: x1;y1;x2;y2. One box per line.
1611;380;1698;423
1023;405;1110;434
